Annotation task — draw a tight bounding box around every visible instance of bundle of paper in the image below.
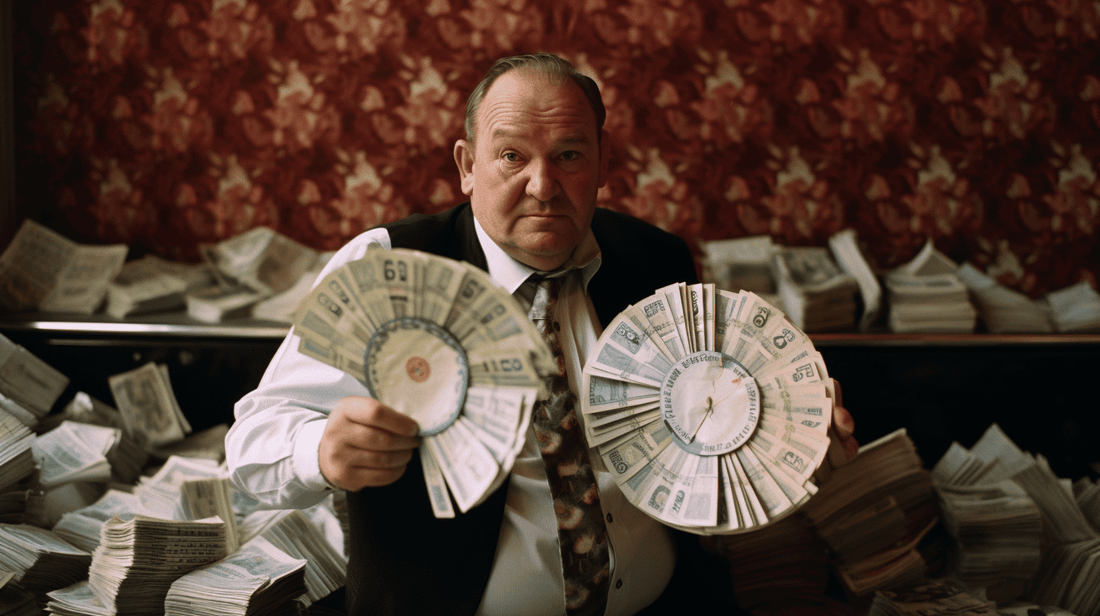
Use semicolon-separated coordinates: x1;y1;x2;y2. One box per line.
1074;476;1100;529
52;489;148;553
86;515;227;615
180;477;240;553
938;424;1097;545
800;429;940;597
885;241;976;333
581;283;835;534
829;228;883;332
0;332;70;425
711;510;833;608
0;219;128;314
131;456;223;519
108;362;193;450
164;536;307;616
956;264;1053;333
773;246;859;332
105;254;218;319
31;420;117;487
1045;280;1100;333
0;408;36;492
0;523;91;599
201;226;320;297
701;235;777;296
293;248;553;519
1028;538;1100;616
937;481;1042;598
237;508;348;608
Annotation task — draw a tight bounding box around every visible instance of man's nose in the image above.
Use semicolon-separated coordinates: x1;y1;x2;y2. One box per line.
525;158;560;202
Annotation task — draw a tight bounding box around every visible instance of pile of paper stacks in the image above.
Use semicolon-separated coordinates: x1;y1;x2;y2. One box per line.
0;523;91;607
163;536;307;616
800;429;943;598
931;424;1100;613
772;246;859;332
956;264;1052;333
884;241;976;333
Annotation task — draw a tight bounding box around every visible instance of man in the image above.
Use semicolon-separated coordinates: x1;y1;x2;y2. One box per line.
226;53;857;616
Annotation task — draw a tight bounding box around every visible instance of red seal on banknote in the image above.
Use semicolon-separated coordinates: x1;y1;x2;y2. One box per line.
406;356;430;383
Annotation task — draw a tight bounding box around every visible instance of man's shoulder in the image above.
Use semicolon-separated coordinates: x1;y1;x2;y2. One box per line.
378;203;472;239
591;207;693;256
376;203;484;267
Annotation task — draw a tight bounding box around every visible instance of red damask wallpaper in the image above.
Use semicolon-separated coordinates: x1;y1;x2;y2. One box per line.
11;0;1100;296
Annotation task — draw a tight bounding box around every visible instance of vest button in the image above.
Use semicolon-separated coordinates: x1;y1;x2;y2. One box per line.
553;321;561;332
605;512;613;524
615;579;623;590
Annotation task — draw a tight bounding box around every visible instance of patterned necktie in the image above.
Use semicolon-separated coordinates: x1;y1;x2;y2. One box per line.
528;275;610;616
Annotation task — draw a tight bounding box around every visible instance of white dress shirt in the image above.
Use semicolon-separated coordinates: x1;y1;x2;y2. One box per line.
226;217;676;616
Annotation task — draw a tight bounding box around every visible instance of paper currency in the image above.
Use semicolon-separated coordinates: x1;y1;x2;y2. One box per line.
291;249;552;519
0;219;128;314
582;283;833;535
108;362;192;449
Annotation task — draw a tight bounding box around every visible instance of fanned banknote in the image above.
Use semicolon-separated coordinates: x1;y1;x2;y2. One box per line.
582;284;834;535
293;249;551;519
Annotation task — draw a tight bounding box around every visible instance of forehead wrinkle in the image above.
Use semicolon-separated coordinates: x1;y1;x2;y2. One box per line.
476;72;598;146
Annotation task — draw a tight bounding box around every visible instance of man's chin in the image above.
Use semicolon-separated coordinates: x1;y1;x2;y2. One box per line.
506;235;580;270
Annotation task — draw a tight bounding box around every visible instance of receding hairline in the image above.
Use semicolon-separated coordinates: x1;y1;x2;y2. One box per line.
463;53;606;148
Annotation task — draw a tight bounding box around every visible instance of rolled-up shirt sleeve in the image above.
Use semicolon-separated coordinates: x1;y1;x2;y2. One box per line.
225;228;392;510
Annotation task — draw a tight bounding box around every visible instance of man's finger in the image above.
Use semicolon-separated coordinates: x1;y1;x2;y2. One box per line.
336;397;420;438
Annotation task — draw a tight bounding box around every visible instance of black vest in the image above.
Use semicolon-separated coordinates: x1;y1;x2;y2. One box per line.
343;203;700;616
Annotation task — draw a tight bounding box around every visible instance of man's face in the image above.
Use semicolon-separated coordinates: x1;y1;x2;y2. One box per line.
454;70;609;271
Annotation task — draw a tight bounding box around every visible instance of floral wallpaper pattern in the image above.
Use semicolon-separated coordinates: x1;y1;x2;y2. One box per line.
12;0;1100;297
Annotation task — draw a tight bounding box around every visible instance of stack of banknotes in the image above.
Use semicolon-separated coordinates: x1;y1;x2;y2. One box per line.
582;283;835;534
293;248;554;518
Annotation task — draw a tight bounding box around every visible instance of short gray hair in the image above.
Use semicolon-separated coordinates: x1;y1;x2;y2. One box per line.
463;53;606;147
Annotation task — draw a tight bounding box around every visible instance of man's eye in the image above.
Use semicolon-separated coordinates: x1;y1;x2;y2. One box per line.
560;151;580;161
503;152;520;162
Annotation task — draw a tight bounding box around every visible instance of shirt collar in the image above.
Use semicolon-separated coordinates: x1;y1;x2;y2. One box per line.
473;216;602;294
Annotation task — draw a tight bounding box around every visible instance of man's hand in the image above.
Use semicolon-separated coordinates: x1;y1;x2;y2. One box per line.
319;396;421;491
831;378;858;461
813;378;859;485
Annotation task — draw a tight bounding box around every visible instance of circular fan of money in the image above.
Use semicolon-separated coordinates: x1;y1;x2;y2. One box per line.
293;248;555;518
582;283;835;535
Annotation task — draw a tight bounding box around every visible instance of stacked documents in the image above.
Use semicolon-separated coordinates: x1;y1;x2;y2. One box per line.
829;229;883;331
885;240;976;333
1044;280;1100;333
0;523;91;600
0;332;70;426
0;219;128;314
87;515;227;615
956;264;1053;333
108;362;193;450
237;509;348;608
801;429;940;596
164;536;307;616
0;408;36;491
936;481;1041;600
293;248;553;518
105;255;217;319
581;283;834;534
773;246;859;332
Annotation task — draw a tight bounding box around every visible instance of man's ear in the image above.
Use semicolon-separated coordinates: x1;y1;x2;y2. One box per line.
597;129;611;188
454;139;475;196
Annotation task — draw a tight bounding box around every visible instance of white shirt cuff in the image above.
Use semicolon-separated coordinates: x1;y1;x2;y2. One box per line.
293;418;336;492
